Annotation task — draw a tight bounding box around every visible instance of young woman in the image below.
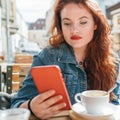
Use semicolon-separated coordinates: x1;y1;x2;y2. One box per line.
11;0;120;119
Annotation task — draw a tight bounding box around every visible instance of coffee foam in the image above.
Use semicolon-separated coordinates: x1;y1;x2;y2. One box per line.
84;91;107;97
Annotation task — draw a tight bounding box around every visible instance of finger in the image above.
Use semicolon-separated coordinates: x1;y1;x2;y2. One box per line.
44;103;66;118
37;90;56;103
43;95;63;108
40;103;66;119
48;102;66;113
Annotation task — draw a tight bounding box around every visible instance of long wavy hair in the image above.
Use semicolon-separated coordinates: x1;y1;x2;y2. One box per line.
49;0;117;100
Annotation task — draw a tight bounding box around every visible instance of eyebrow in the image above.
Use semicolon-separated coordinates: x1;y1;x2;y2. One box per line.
62;16;88;21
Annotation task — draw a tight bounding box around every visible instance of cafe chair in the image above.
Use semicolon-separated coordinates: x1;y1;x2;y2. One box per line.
0;92;15;110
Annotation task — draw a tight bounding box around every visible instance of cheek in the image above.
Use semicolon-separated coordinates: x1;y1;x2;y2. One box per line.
62;27;70;38
85;27;95;40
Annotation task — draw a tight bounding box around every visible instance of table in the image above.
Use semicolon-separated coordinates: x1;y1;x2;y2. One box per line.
29;110;71;120
28;106;120;120
29;115;71;120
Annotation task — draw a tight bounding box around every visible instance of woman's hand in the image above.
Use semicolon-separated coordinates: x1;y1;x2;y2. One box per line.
29;90;66;119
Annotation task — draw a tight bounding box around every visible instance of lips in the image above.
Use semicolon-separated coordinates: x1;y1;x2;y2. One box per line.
70;35;81;40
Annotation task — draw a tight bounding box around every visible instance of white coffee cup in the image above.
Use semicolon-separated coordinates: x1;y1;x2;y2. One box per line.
0;108;30;120
75;90;109;114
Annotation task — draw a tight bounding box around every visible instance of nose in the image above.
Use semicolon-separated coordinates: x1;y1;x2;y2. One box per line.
71;24;79;34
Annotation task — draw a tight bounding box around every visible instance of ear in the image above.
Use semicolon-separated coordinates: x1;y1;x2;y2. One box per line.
94;25;97;30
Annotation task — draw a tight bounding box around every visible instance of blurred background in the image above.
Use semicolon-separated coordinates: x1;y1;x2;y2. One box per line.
0;0;120;63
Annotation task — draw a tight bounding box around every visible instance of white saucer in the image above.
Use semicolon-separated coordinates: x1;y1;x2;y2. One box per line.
72;103;119;120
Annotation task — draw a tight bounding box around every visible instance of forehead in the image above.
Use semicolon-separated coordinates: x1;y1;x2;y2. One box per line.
61;3;93;19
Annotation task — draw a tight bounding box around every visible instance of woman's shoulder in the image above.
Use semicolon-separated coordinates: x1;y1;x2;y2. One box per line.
32;44;62;60
37;43;67;55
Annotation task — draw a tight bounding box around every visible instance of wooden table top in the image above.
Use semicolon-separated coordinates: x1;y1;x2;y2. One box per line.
29;110;72;120
29;115;71;120
28;107;120;120
28;110;87;120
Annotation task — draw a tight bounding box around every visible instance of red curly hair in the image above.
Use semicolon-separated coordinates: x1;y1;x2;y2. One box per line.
49;0;117;100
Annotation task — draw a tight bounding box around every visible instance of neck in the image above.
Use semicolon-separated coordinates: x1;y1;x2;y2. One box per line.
79;61;84;65
73;47;86;63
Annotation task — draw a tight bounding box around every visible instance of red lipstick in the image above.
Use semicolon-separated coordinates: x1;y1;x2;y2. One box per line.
71;35;81;40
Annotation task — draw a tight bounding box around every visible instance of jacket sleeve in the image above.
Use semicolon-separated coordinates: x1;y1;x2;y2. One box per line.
10;52;44;108
112;62;120;105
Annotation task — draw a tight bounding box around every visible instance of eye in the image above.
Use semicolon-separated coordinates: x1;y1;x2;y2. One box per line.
80;21;87;25
63;22;71;26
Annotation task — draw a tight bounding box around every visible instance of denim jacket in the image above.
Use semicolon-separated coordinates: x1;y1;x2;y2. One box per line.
11;43;120;108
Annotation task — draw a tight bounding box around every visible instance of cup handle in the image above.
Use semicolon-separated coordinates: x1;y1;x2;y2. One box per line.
75;93;82;103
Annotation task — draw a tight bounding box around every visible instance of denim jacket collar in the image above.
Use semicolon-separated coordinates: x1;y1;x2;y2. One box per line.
57;43;77;64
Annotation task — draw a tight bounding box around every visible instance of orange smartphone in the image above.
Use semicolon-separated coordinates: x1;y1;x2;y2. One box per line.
30;65;71;110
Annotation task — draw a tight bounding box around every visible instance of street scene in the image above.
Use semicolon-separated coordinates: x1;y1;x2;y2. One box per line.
0;0;120;63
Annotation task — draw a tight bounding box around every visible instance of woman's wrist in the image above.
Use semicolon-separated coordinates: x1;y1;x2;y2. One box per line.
28;98;35;115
